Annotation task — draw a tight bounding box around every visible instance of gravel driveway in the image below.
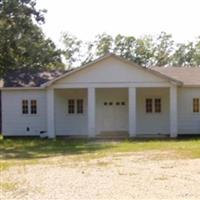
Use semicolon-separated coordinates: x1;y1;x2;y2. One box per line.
1;151;200;200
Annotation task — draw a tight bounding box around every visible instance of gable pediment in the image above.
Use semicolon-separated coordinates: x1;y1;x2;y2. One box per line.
55;57;168;85
45;54;182;88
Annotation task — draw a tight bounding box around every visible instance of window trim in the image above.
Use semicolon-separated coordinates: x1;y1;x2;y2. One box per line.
193;98;200;113
154;98;162;113
68;99;75;114
145;98;153;113
67;98;85;115
145;97;162;114
77;99;84;114
21;99;39;116
22;99;29;114
30;100;37;114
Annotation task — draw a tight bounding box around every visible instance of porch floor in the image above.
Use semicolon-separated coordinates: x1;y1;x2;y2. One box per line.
96;132;169;139
96;131;129;139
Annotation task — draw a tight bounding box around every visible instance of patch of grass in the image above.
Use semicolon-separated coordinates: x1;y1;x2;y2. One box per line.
0;182;18;191
0;135;200;170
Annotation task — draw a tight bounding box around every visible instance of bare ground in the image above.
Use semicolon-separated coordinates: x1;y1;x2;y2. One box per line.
1;151;200;200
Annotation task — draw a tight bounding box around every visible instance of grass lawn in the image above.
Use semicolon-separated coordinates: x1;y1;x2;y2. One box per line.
1;136;200;170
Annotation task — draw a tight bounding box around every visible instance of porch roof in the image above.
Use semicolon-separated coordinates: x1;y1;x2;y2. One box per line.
2;53;200;89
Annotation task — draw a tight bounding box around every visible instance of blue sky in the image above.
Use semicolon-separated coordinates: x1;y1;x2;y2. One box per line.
37;0;200;47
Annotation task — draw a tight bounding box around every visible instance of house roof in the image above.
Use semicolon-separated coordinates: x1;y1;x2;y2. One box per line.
42;53;182;87
0;69;68;88
1;53;200;88
152;67;200;86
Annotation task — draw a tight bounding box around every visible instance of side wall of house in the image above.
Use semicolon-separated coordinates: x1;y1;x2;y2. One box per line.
2;90;47;136
178;87;200;134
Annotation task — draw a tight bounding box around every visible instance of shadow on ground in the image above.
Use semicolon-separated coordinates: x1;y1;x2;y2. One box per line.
0;138;116;160
0;135;200;160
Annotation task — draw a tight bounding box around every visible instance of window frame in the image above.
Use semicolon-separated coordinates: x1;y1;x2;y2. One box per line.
22;99;29;114
68;99;75;114
77;99;84;114
154;98;162;113
145;97;162;114
30;100;37;114
193;98;200;113
145;98;153;113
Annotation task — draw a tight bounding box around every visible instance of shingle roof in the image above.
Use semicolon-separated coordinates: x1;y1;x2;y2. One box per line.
1;55;200;88
1;69;69;88
152;67;200;86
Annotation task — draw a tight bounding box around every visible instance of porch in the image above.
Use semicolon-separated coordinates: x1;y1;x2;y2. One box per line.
47;86;178;138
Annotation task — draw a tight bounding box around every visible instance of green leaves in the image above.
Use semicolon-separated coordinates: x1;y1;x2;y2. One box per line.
62;32;200;68
0;0;64;79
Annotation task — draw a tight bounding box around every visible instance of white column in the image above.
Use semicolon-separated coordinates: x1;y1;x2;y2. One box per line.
129;87;137;137
88;87;96;138
47;89;55;139
170;86;178;138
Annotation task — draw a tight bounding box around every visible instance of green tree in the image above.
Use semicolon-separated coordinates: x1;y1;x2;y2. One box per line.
0;0;64;79
172;42;195;66
94;33;113;57
153;32;174;66
62;32;82;68
62;31;200;68
114;34;136;60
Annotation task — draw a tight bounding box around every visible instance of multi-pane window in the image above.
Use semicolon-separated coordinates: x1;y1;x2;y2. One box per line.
68;99;84;114
77;99;84;114
146;98;153;113
145;98;162;113
22;100;29;114
155;98;161;113
22;99;37;115
31;100;37;114
68;99;75;114
193;98;199;113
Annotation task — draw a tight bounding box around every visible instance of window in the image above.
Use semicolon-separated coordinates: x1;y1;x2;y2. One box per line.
155;98;161;113
68;99;75;114
22;100;29;114
31;100;37;114
146;98;153;113
193;98;199;113
77;99;84;114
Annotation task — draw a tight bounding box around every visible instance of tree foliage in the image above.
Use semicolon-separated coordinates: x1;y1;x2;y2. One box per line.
62;32;200;68
0;0;64;79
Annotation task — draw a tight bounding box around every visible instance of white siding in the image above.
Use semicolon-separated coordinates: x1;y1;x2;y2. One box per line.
136;88;170;134
2;90;46;136
56;57;168;84
178;87;200;134
54;89;88;135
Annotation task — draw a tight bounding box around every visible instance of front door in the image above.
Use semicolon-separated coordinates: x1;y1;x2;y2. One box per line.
102;100;128;131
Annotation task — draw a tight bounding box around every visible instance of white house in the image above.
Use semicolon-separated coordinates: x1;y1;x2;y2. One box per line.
1;53;200;138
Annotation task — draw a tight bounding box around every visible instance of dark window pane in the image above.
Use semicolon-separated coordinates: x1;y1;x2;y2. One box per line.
22;100;29;114
155;98;161;113
193;98;199;113
68;99;75;114
146;98;152;113
77;99;84;114
31;100;37;114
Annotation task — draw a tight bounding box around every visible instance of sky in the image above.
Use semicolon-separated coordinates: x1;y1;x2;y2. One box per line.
37;0;200;48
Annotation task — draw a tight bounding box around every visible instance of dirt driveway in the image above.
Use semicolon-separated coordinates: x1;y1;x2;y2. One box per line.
1;151;200;200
